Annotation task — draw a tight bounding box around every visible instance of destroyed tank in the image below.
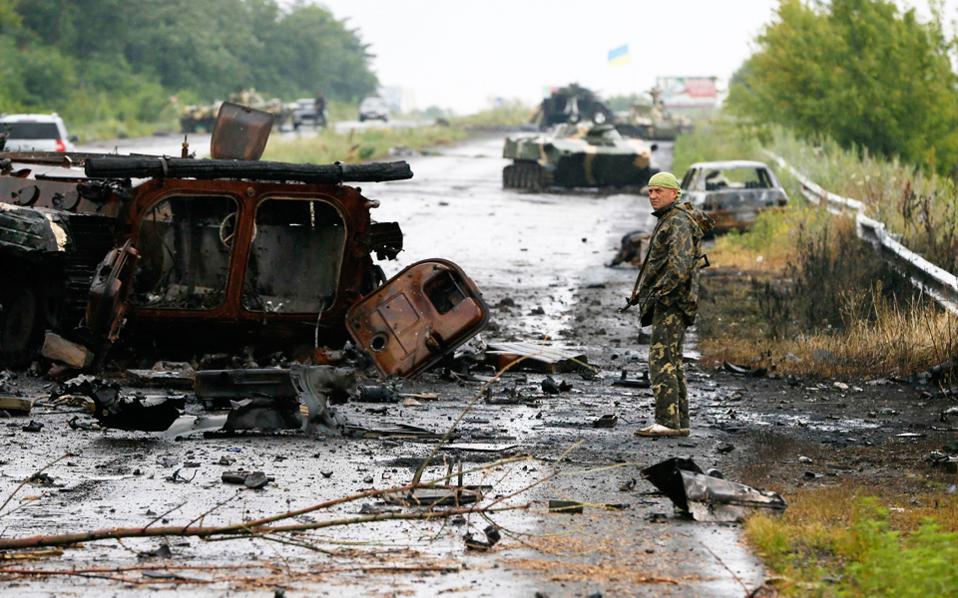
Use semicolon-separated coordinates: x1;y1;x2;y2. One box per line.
0;103;489;378
625;88;693;141
532;83;616;130
502;123;658;190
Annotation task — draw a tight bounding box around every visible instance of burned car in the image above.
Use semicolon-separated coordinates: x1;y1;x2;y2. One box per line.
502;123;657;191
680;160;788;232
0;103;489;377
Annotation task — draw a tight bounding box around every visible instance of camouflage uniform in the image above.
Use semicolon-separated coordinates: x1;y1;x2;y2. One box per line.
633;201;711;429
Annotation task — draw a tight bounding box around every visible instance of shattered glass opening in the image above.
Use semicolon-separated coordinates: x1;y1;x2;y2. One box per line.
424;269;466;315
242;198;345;313
134;195;236;310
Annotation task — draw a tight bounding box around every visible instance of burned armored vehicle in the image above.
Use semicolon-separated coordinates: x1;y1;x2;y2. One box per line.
533;84;616;130
621;87;693;141
0;104;489;377
680;160;788;232
502;123;657;190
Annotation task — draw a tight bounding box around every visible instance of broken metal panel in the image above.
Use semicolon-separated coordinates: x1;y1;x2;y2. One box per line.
241;198;346;313
485;341;587;373
85;240;140;345
347;259;490;378
194;368;297;401
210;102;274;161
642;457;786;523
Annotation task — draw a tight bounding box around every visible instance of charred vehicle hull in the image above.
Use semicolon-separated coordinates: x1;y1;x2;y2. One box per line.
680;160;789;233
502;124;656;191
0;106;489;374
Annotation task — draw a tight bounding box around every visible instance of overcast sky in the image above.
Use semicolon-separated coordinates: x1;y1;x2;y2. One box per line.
315;0;953;113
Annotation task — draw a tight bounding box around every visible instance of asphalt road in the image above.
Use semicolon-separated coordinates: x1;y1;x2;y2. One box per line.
1;134;772;597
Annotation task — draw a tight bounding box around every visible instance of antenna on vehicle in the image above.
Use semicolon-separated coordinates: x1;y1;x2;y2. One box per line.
181;135;190;158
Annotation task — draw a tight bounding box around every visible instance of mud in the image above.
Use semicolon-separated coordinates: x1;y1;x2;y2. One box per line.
2;134;954;597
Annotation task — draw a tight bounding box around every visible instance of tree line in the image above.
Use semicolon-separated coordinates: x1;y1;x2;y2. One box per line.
728;0;958;176
0;0;378;129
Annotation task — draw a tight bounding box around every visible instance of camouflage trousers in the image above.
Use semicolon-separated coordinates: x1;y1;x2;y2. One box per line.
649;303;689;429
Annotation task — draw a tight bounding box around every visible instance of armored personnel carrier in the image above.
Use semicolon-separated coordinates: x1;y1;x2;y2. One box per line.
625;87;693;141
0;103;489;377
502;123;657;190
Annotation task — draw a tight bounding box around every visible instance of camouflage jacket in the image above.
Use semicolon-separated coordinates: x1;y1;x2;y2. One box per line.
634;201;713;326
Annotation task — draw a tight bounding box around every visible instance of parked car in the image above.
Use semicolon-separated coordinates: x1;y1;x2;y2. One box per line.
680;160;789;232
0;113;76;153
291;98;326;129
358;97;389;122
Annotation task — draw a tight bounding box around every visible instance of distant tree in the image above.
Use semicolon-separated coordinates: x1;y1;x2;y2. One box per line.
728;0;958;175
0;0;378;127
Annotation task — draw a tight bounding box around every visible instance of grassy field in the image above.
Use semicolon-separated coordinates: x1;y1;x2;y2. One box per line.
746;489;958;596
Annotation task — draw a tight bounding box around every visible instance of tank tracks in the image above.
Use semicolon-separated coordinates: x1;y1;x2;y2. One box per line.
502;161;553;190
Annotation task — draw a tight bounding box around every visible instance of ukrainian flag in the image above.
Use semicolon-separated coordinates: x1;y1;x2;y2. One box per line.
608;44;630;66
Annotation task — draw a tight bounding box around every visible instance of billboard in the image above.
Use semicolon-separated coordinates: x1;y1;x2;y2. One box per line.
655;76;719;108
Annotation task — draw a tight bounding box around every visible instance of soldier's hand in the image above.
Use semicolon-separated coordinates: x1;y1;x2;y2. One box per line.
618;296;637;313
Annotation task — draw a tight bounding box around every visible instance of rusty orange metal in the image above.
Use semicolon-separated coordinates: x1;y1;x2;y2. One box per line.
346;259;490;378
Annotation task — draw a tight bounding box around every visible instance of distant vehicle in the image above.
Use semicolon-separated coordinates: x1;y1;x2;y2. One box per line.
358;97;389;122
291;98;327;129
681;160;788;232
622;87;693;141
502;123;657;191
533;83;615;130
0;114;76;153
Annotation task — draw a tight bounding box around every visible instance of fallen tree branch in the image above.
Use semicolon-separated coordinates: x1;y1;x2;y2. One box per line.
0;454;72;517
0;502;529;551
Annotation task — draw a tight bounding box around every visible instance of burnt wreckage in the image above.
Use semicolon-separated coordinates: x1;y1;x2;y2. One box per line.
0;104;489;377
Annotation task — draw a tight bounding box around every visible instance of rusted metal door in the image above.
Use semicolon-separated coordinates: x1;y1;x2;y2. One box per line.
346;259;489;378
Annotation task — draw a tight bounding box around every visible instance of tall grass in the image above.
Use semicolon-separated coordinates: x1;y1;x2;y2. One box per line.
746;493;958;597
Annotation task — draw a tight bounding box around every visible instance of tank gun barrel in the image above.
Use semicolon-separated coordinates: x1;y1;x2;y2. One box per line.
84;157;413;184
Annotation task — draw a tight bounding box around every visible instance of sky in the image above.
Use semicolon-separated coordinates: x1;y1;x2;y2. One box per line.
314;0;955;113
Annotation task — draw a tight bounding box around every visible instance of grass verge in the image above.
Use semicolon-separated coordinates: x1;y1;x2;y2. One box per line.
680;120;958;378
263;125;468;164
746;489;958;597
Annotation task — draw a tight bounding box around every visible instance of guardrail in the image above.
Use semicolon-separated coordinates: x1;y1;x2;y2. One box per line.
765;151;958;316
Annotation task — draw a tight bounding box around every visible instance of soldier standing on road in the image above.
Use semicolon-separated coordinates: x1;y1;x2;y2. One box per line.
625;172;712;437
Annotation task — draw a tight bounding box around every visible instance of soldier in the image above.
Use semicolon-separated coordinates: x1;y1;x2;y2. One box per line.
625;171;712;437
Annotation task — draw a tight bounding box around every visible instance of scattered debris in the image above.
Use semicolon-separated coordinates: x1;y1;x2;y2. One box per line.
21;420;43;432
222;471;271;489
722;362;767;378
40;332;94;370
715;442;735;454
798;455;813;464
548;500;584;514
357;385;398;403
641;457;786;522
126;362;195;389
612;370;650;388
591;414;618;428
138;544;173;560
0;396;33;414
927;451;958;474
486;342;588;373
540;376;572;394
464;524;501;551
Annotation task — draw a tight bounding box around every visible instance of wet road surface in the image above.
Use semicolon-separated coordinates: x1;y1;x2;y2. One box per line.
0;133;833;596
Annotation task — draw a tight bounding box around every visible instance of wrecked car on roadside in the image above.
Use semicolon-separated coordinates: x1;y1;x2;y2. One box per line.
0;103;489;376
680;160;788;233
